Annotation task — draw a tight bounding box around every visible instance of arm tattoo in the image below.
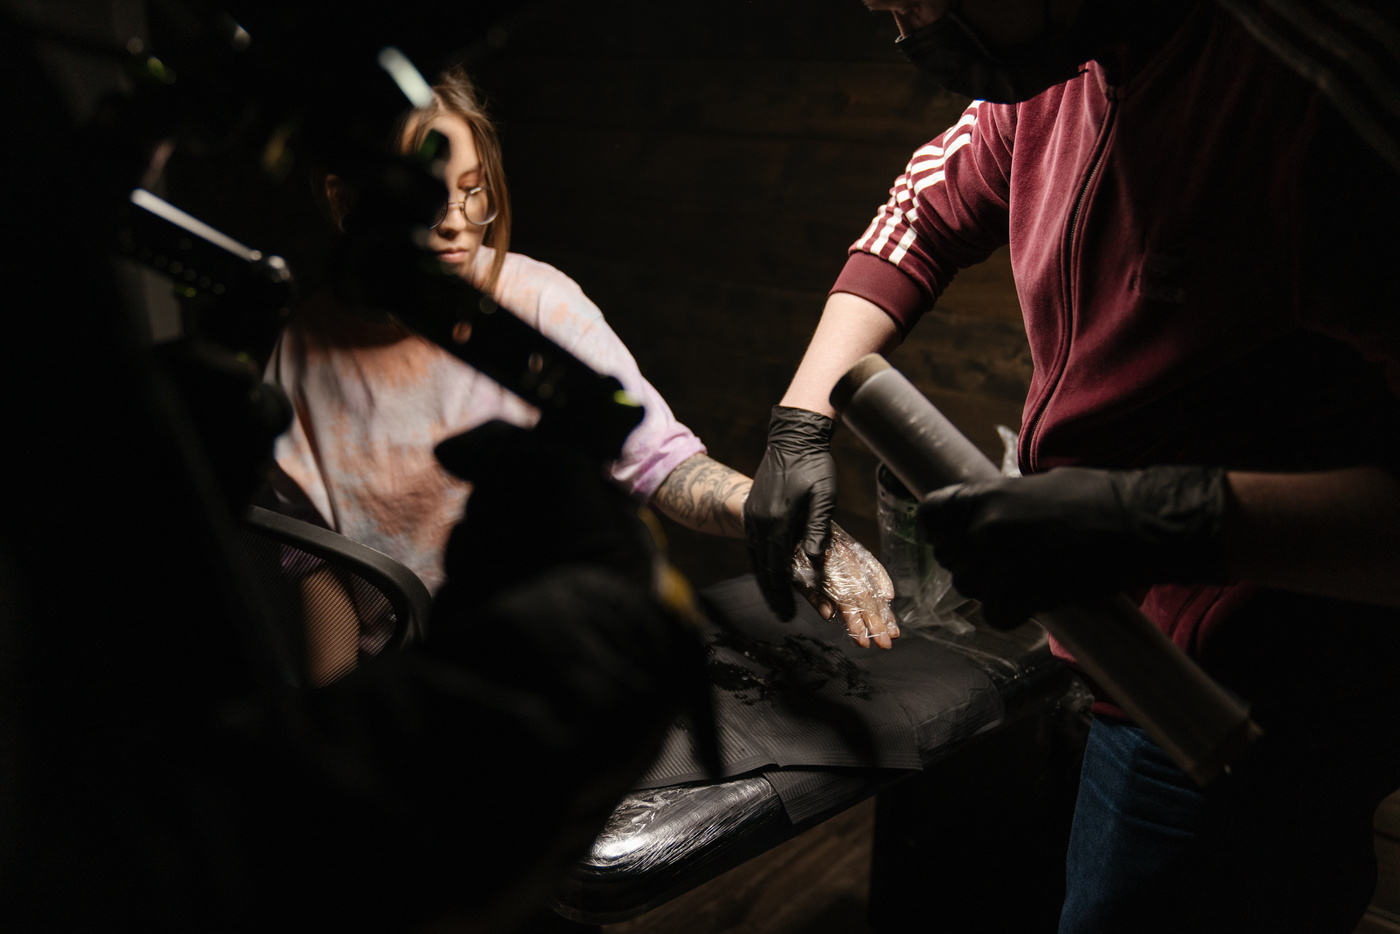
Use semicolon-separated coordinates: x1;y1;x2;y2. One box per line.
652;454;753;538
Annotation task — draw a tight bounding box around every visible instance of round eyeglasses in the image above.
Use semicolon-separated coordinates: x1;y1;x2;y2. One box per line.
431;186;498;228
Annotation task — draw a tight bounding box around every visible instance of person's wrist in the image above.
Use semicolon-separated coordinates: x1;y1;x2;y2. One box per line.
768;405;835;449
1119;464;1229;583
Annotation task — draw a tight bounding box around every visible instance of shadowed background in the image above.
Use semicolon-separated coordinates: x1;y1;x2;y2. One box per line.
166;0;1030;588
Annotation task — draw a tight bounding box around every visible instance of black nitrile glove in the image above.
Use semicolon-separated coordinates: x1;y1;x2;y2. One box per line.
919;465;1229;628
743;405;838;621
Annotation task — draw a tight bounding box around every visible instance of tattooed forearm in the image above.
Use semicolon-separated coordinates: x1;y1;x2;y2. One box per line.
652;454;753;538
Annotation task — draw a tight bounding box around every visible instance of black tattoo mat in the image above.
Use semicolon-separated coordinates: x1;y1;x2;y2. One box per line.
634;576;1008;822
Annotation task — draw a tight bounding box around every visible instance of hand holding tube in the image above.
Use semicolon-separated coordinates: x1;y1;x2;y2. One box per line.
831;354;1259;784
920;465;1230;628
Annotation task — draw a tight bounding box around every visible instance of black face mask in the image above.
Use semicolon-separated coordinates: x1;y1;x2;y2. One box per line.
894;7;1096;103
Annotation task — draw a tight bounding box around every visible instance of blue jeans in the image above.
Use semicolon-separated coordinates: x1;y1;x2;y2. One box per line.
1058;719;1208;933
1059;716;1394;934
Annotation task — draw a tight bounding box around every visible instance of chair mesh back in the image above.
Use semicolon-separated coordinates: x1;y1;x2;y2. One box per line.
235;526;401;686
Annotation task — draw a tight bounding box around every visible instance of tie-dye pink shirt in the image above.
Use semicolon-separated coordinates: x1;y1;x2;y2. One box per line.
266;248;705;593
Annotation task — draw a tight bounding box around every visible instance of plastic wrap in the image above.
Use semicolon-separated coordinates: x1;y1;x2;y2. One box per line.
996;423;1022;477
581;778;780;875
876;425;1022;637
791;522;899;645
557;776;784;923
876;464;974;635
560;440;1073;921
876;461;1067;693
838;355;1259;785
556;570;1071;923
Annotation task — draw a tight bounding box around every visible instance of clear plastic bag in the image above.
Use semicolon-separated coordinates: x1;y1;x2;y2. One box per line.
996;423;1022;477
875;425;1022;635
876;465;974;635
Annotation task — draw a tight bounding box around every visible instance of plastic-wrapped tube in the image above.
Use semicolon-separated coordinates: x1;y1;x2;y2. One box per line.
831;354;1260;785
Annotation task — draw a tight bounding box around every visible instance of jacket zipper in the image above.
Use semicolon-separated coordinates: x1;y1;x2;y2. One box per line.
1022;95;1119;474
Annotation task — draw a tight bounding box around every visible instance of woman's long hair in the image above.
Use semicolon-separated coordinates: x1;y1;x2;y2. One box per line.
399;65;513;295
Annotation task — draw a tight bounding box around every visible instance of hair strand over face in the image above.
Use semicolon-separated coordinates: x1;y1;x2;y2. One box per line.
401;64;512;294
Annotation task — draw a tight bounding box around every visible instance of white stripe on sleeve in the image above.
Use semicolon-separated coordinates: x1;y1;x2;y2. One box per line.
854;104;980;267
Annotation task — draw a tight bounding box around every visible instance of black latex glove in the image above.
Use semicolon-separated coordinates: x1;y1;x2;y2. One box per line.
743;405;838;621
919;465;1230;628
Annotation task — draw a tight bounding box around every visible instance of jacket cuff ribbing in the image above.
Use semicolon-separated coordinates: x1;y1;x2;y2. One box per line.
829;251;932;337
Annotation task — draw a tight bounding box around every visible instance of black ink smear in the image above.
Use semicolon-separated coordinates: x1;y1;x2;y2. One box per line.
708;629;873;703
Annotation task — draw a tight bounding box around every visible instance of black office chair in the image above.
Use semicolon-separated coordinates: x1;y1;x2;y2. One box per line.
236;505;432;686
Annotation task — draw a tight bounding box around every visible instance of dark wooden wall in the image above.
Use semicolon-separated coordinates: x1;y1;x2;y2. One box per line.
470;0;1031;585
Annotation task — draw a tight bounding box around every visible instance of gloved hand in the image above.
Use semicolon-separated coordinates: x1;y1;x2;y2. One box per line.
792;523;900;648
743;405;838;620
919;465;1229;628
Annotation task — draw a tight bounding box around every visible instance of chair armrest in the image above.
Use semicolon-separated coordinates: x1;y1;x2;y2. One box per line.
243;505;433;649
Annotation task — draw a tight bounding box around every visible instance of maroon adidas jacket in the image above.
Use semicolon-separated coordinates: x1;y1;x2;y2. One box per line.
832;2;1400;717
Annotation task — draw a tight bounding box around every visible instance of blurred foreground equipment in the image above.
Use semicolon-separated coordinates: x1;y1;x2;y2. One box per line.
1;2;710;930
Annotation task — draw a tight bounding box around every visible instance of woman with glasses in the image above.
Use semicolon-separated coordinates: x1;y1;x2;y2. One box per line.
266;66;898;678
